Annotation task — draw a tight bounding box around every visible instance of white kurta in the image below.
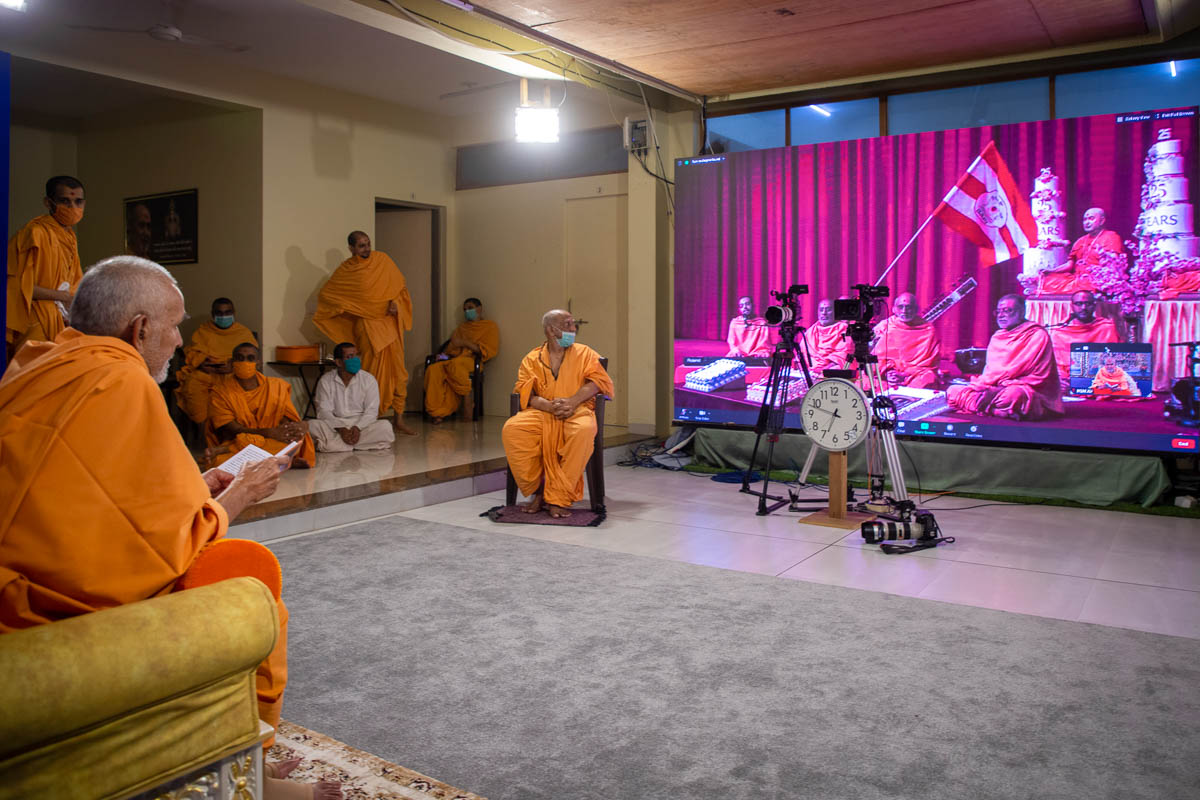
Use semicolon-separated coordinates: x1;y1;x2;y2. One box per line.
311;369;394;452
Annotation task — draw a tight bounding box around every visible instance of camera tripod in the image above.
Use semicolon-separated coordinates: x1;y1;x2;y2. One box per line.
739;321;824;515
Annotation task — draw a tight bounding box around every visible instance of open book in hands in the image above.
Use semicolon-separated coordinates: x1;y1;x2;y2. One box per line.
216;440;299;476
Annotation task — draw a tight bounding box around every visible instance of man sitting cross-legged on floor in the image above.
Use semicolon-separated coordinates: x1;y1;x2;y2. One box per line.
208;342;317;469
502;309;614;519
310;341;395;452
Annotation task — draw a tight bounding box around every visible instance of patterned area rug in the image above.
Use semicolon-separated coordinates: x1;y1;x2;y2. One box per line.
483;504;605;526
268;720;486;800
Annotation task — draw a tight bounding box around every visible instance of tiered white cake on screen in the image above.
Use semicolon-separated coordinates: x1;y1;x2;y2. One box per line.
1136;128;1199;259
1023;167;1070;278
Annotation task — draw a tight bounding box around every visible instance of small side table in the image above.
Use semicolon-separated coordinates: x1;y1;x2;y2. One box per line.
268;360;335;419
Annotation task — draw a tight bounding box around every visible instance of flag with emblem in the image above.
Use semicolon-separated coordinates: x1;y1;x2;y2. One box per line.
933;141;1038;266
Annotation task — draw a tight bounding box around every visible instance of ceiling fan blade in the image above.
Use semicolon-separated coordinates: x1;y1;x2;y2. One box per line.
178;32;250;53
65;24;147;34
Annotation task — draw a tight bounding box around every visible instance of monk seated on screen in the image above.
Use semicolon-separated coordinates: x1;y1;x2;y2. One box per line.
208;343;316;469
175;296;258;423
0;255;339;799
425;297;500;423
1048;290;1121;391
1090;353;1143;398
871;292;941;389
502;309;615;519
1038;207;1124;295
804;298;852;376
726;295;773;357
947;294;1063;421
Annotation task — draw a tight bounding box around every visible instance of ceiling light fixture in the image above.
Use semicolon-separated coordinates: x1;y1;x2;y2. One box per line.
515;77;559;143
810;105;832;117
0;0;28;10
1170;60;1178;77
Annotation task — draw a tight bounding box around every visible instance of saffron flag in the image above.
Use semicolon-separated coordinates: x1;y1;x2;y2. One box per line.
934;141;1038;266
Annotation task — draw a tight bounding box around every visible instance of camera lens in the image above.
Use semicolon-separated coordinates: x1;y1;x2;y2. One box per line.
765;305;794;325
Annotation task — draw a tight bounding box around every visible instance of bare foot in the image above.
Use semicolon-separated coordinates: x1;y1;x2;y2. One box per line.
265;758;302;779
264;776;343;799
520;493;544;514
430;416;444;425
392;417;418;436
547;504;571;519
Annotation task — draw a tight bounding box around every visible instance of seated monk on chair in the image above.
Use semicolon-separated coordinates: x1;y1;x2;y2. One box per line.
0;255;338;798
502;309;615;519
1038;208;1125;295
1048;290;1120;391
208;343;316;469
947;294;1063;421
804;298;852;376
726;295;773;357
175;296;258;423
310;342;395;452
424;297;500;423
871;292;941;389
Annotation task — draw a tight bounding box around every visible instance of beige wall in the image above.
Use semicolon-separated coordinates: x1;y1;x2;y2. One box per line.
75;109;264;344
8;123;78;238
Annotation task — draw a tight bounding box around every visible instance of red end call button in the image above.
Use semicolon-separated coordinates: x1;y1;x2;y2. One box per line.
1172;438;1197;450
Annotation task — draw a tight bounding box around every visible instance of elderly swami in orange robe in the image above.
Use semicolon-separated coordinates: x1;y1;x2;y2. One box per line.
948;294;1063;420
0;256;336;796
871;292;941;389
804;298;852;376
503;309;615;519
1038;207;1124;295
175;296;258;423
5;176;85;361
726;295;773;357
425;296;500;422
1048;290;1120;389
208;342;316;469
313;230;416;435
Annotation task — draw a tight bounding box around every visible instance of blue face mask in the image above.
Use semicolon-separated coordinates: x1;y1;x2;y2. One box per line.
213;315;235;329
343;356;362;374
465;308;478;321
557;330;576;348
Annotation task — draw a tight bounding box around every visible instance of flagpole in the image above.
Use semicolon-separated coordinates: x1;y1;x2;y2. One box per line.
872;207;940;287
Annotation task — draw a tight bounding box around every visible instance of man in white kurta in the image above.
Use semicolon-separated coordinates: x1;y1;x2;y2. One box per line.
310;342;395;452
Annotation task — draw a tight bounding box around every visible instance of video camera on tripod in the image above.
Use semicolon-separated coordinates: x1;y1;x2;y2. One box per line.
765;284;809;326
834;284;889;326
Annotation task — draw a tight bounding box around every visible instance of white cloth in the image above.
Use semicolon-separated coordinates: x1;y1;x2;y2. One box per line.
315;368;380;429
309;418;394;452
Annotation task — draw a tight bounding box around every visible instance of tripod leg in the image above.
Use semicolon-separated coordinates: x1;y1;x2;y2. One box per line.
797;442;820;485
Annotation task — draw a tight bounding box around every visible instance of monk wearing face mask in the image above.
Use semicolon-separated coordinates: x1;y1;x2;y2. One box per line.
5;176;86;362
175;297;259;423
207;343;316;468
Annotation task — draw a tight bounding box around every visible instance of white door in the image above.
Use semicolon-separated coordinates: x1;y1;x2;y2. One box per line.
375;207;433;413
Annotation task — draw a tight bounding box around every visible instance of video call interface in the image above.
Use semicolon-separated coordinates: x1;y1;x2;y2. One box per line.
673;107;1200;455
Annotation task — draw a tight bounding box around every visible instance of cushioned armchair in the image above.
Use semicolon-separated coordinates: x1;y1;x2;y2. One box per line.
0;577;279;800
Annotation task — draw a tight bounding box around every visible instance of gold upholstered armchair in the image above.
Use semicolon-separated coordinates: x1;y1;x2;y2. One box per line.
0;577;279;800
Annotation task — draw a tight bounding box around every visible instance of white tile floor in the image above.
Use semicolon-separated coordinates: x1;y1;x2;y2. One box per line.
374;464;1200;640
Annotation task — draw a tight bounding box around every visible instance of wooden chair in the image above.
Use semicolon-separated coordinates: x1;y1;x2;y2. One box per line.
424;342;484;420
505;357;608;512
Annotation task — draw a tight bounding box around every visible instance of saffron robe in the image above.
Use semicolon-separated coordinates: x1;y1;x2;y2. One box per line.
424;318;500;418
1038;230;1124;294
871;317;941;389
1048;317;1120;382
208;372;316;468
726;316;772;357
0;329;287;733
947;321;1063;420
502;343;615;508
1160;269;1200;300
174;320;258;423
804;321;852;375
1091;365;1141;396
5;215;82;357
312;250;413;416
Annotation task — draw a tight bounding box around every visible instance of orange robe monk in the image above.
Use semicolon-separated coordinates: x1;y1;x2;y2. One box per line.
313;251;412;417
0;329;288;735
1160;269;1200;299
726;316;772;357
1049;317;1119;383
1090;363;1142;396
871;316;942;389
947;321;1063;420
1038;230;1124;294
804;320;852;375
503;344;615;509
5;215;82;357
424;318;500;419
208;372;316;468
175;320;258;423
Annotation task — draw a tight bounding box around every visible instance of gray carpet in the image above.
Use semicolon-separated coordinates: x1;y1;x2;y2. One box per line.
272;517;1200;800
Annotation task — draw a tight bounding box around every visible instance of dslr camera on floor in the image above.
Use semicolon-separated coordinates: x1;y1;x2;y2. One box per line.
861;511;939;543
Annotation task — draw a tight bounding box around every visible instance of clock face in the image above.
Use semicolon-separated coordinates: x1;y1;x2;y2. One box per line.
799;378;871;452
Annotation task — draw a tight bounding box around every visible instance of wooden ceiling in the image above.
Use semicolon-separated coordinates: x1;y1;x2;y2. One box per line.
473;0;1156;97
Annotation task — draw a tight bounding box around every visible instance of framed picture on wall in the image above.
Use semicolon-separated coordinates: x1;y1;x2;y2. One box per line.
124;189;198;265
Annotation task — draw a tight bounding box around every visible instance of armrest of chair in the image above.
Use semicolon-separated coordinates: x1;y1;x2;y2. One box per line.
510;392;521;415
0;577;279;759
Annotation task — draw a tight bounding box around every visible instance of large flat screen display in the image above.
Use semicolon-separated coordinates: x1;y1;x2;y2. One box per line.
674;107;1200;455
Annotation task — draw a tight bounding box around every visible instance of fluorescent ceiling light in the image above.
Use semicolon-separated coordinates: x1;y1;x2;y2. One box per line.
810;105;832;117
1170;61;1177;77
515;106;559;143
0;0;27;10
